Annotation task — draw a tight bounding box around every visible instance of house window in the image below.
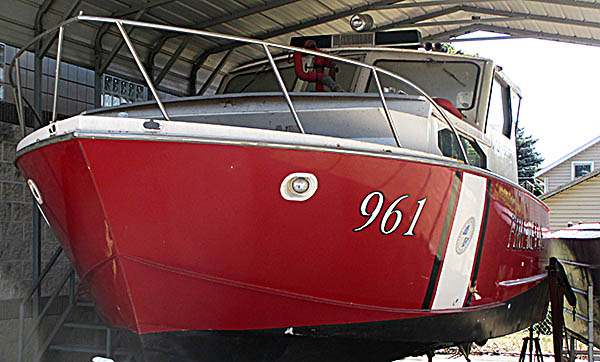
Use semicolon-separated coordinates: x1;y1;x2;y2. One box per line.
572;161;594;179
102;74;147;107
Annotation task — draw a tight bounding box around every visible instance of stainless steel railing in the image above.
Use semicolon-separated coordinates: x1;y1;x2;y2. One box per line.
9;14;468;163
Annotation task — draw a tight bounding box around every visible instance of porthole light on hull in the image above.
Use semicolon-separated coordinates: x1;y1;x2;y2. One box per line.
280;173;318;201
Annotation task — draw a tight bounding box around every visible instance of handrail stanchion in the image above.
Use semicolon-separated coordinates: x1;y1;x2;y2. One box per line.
116;21;170;121
262;43;304;133
372;68;402;147
51;26;64;124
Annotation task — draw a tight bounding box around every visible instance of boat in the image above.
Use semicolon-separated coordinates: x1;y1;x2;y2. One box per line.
12;16;550;362
546;224;600;352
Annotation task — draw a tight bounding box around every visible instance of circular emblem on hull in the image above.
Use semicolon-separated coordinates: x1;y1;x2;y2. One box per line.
456;217;476;254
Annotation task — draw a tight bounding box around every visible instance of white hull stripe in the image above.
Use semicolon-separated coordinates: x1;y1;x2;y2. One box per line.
431;173;488;310
421;171;461;309
464;178;492;306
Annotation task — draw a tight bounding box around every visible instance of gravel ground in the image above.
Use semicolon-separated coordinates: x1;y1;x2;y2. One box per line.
399;329;598;362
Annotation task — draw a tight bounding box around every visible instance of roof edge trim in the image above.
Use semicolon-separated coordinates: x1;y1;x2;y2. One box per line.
535;135;600;177
541;167;600;200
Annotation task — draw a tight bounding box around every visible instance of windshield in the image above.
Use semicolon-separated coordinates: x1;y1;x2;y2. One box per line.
367;59;480;110
223;66;297;93
222;53;363;94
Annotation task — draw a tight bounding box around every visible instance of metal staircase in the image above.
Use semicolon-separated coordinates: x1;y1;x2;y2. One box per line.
17;246;140;362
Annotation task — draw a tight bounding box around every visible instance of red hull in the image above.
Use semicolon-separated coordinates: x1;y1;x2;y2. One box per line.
16;135;549;336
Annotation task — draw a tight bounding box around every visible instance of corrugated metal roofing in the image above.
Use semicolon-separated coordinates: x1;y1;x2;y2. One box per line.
2;0;600;96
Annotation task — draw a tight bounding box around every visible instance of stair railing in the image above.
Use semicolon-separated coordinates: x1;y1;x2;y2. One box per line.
17;246;76;362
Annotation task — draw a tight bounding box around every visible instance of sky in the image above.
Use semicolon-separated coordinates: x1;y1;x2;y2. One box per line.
449;33;600;168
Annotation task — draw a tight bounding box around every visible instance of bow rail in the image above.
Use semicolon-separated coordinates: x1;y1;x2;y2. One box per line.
9;14;469;164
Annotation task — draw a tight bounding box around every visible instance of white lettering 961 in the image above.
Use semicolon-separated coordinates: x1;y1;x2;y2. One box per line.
353;191;427;236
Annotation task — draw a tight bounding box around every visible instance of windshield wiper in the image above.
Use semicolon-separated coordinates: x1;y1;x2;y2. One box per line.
238;64;269;92
443;68;466;87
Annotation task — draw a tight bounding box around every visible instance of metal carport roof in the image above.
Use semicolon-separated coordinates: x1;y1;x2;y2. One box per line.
1;0;600;97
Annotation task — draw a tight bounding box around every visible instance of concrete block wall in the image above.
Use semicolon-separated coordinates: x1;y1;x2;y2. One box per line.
0;41;164;361
0;121;73;361
1;122;34;300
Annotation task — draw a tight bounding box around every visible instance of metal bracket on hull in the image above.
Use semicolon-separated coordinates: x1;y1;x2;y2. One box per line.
548;257;577;362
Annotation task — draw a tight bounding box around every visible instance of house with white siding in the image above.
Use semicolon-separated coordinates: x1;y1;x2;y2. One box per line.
535;135;600;231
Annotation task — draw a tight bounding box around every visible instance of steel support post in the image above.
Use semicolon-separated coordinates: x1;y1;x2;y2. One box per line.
197;49;233;96
94;45;104;109
33;49;43;296
106;328;112;357
589;284;594;362
569;335;575;362
31;205;41;356
32;41;44;359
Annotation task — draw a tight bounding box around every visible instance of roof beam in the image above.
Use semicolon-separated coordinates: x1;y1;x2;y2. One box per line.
197;49;234;95
148;0;301;87
426;22;600;47
34;0;55;35
469;23;600;47
93;0;176;73
97;8;147;75
526;0;600;11
193;0;302;30
422;24;482;41
39;0;83;57
382;4;600;41
380;16;527;30
374;0;503;10
153;36;191;86
110;0;176;18
374;0;600;11
461;5;600;30
373;6;463;31
189;0;407;93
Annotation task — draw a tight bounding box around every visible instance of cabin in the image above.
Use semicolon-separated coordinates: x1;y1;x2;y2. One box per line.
536;136;600;230
92;32;523;184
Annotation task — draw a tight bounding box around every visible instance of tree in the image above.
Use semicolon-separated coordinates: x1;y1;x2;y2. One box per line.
516;127;544;195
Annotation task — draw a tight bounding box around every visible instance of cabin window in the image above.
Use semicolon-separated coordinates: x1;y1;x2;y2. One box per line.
572;161;594;179
438;129;486;168
486;76;513;138
461;136;486;168
367;60;480;110
223;66;297;93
